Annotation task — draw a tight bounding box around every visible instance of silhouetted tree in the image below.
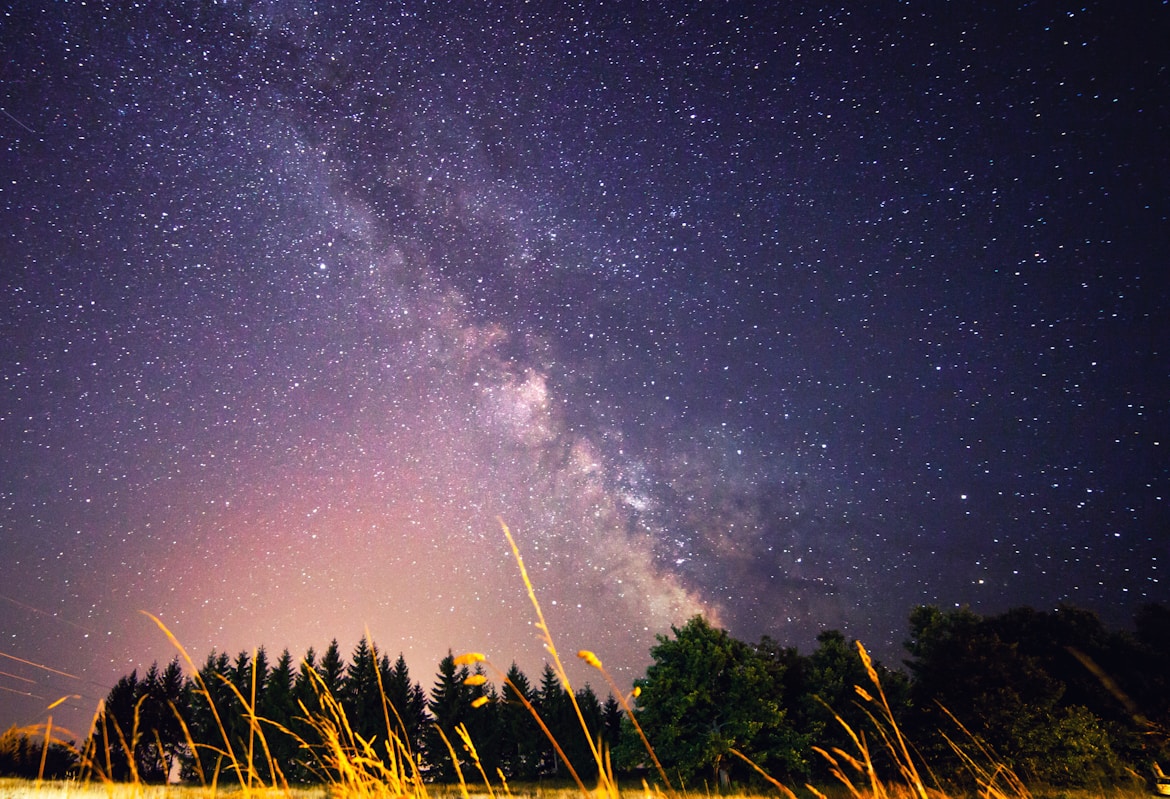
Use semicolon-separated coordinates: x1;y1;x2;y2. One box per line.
181;650;234;782
0;725;77;779
136;657;187;781
904;605;1126;787
90;670;139;781
601;693;623;754
463;664;502;777
259;648;299;783
425;652;470;781
498;662;541;780
289;646;325;782
534;664;570;777
382;653;429;761
342;637;384;744
318;640;346;699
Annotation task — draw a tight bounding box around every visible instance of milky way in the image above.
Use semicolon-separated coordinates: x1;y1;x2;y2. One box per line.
1;2;1166;737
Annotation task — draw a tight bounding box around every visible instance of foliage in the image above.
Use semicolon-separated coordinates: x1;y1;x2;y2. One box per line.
0;726;77;779
624;615;805;788
77;589;1167;794
424;652;471;781
88;658;188;783
904;604;1134;787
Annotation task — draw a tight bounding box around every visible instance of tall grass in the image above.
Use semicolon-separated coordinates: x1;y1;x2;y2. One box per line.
11;519;1125;799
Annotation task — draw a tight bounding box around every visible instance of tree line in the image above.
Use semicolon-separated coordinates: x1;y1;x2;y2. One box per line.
83;639;625;786
3;601;1167;790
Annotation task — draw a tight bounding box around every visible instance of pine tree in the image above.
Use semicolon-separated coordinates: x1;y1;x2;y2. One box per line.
183;651;235;782
223;649;264;779
426;652;470;781
382;653;429;760
290;647;323;783
91;670;140;781
260;649;299;783
152;657;188;781
318;640;346;698
534;664;569;776
136;661;169;782
464;664;502;777
343;637;383;744
564;684;603;776
601;693;623;753
499;663;541;780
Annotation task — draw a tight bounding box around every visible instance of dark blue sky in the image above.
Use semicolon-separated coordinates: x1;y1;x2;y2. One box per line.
1;1;1166;738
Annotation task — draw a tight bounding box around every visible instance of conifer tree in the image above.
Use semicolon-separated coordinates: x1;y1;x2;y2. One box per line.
318;640;346;698
152;657;188;781
426;652;470;781
183;651;237;782
499;663;541;780
382;653;429;760
534;664;571;776
564;684;602;776
343;637;384;744
91;670;140;781
463;664;502;777
260;649;299;782
137;661;169;782
601;693;623;753
289;647;324;783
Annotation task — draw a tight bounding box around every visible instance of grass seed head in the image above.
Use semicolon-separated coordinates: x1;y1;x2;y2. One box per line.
577;650;603;669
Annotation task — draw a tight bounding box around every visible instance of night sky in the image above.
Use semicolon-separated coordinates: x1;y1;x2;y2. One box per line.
2;1;1167;739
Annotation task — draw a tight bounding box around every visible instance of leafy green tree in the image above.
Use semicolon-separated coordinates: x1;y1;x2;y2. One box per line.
629;616;796;788
1131;603;1170;759
904;605;1126;787
798;630;906;780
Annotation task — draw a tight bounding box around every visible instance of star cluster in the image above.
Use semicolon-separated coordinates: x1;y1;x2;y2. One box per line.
1;1;1166;737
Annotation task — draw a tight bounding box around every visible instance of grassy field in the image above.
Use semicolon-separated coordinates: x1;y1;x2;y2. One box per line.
3;525;1160;799
0;779;1160;799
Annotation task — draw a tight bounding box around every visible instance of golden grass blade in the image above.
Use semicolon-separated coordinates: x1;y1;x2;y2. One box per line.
728;747;800;798
140;611;245;786
579;643;675;793
36;715;52;785
453;721;496;799
498;518;613;799
433;723;470;799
